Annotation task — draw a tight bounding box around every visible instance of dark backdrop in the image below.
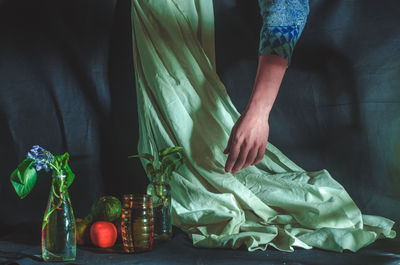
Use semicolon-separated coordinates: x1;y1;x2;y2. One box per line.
0;0;399;236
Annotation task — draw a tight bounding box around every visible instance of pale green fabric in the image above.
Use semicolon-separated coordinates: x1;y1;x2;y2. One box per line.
131;0;396;252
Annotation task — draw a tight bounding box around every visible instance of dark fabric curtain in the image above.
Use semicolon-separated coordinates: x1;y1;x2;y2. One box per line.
0;0;399;236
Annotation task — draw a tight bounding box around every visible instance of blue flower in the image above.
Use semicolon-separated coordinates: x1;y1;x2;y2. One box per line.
27;145;54;172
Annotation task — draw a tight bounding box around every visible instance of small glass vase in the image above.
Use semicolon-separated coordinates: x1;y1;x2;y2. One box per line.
41;174;76;262
146;177;172;241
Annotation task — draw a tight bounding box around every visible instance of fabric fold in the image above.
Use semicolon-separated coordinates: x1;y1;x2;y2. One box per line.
131;0;395;252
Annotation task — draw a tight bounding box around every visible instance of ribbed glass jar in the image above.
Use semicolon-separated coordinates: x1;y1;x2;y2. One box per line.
121;194;153;253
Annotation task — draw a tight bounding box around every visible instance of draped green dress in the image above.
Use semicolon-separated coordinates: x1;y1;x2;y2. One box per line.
130;0;395;252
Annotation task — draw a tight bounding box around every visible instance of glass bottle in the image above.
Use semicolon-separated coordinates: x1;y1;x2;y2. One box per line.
41;174;76;262
121;194;153;253
147;174;172;241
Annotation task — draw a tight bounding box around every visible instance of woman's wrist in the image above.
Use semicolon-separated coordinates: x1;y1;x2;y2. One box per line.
245;54;288;119
245;96;273;119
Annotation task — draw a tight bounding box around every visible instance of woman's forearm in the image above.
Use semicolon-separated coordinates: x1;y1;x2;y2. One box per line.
246;54;288;118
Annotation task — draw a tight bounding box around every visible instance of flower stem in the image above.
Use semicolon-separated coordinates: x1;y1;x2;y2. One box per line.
35;159;61;175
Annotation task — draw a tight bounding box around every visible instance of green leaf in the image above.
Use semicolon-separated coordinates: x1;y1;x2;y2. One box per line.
54;153;69;170
63;163;75;187
10;159;38;199
160;157;184;182
53;152;74;187
161;158;175;173
128;153;154;163
159;146;183;161
53;155;61;170
60;152;70;170
174;157;184;171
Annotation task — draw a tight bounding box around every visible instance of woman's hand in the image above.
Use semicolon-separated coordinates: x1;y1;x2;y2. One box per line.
224;106;270;174
223;54;288;174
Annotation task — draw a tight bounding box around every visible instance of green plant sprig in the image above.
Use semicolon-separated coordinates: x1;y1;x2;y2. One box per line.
129;146;184;184
10;146;75;231
10;152;75;199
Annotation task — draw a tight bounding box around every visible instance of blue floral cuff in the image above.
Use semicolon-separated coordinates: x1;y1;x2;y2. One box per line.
258;0;309;63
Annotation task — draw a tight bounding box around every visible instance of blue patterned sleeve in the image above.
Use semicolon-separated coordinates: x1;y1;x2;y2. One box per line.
258;0;309;63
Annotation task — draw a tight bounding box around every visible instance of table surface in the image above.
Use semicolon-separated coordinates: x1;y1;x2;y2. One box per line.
1;224;400;265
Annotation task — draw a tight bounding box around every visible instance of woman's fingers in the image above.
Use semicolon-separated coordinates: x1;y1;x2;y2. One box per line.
252;145;267;165
231;144;250;174
224;113;269;174
224;138;241;173
223;133;233;154
242;146;258;169
226;143;265;174
224;119;240;154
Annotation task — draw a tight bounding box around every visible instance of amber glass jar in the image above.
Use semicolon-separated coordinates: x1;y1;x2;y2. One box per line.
121;194;154;253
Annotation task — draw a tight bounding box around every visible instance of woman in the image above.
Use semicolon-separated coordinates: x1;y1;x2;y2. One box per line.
131;0;395;252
